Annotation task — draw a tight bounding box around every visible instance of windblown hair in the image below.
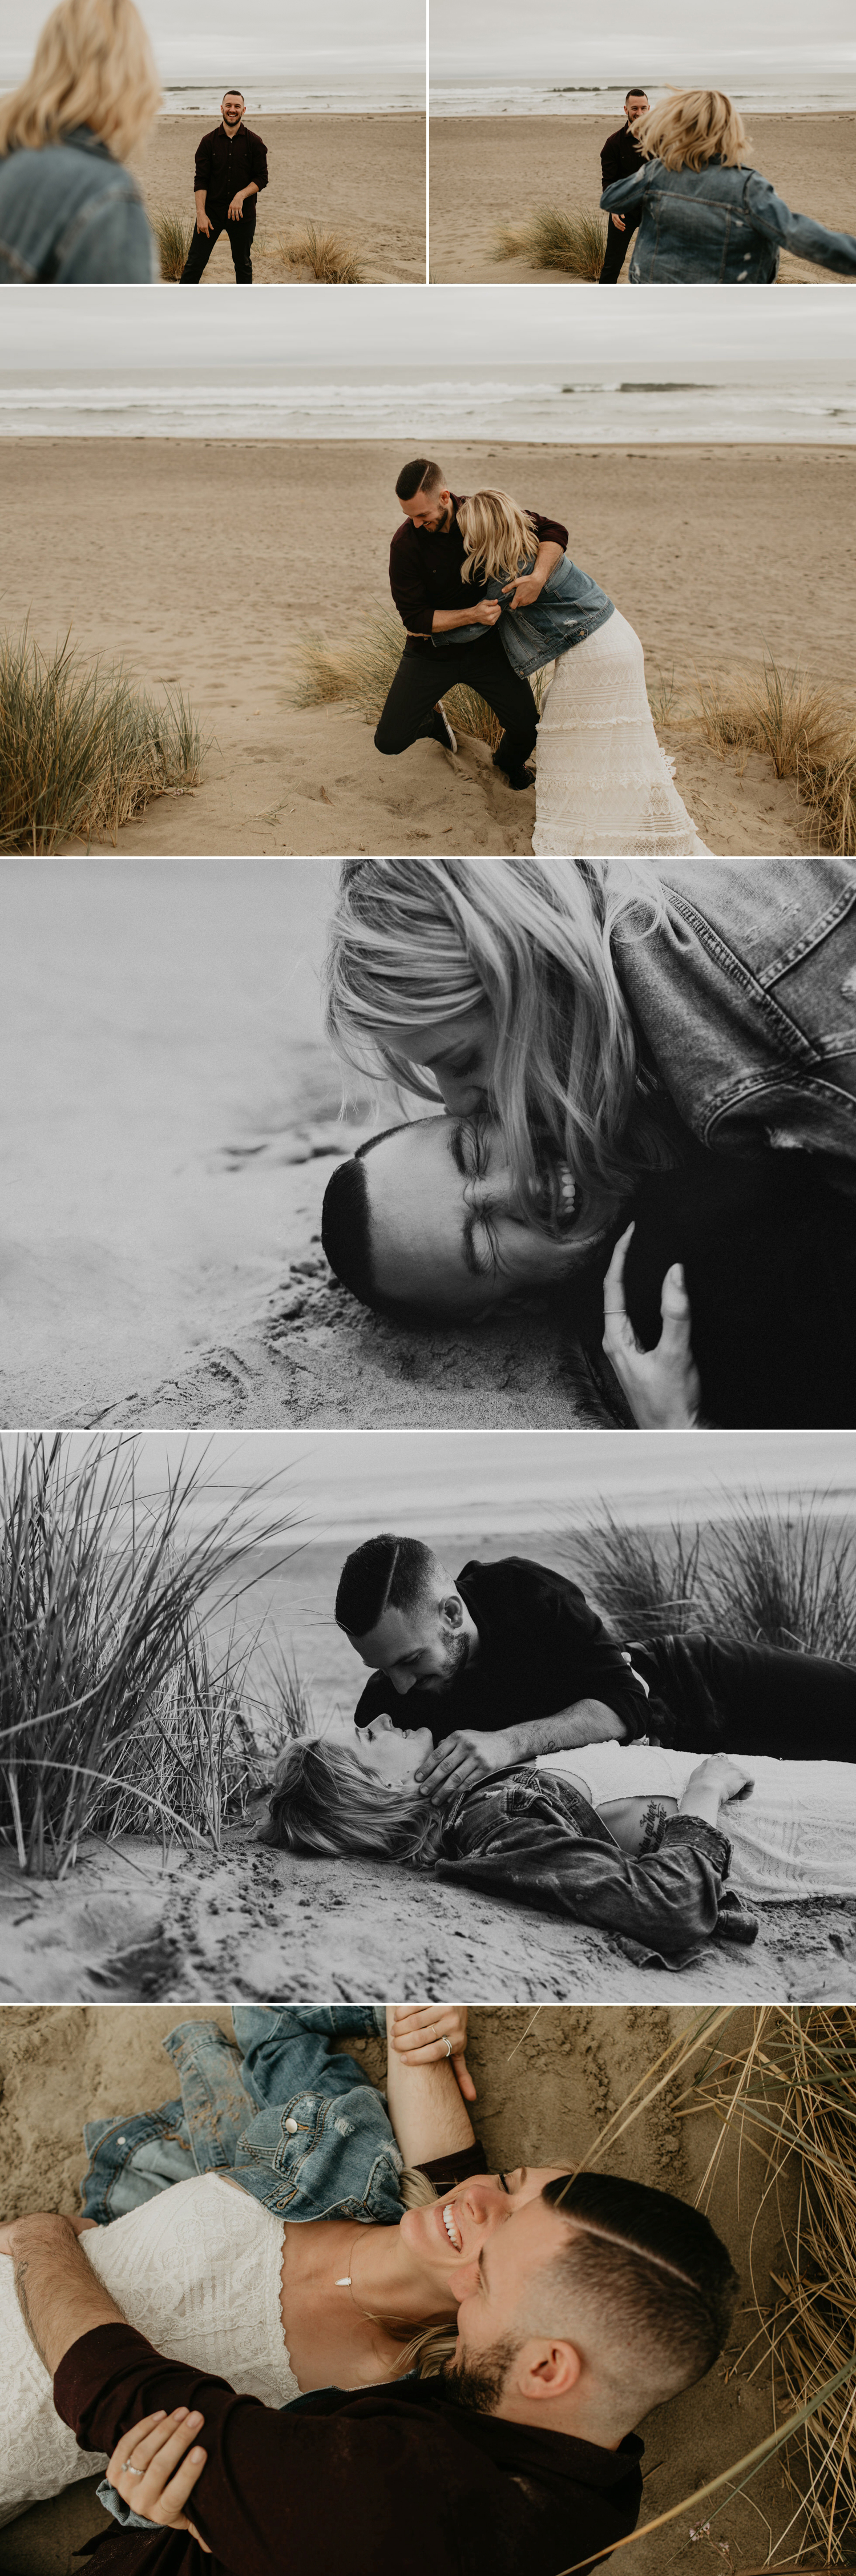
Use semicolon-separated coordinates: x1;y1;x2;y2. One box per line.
335;1532;439;1636
540;2171;738;2401
457;490;540;587
635;88;746;172
264;1735;444;1868
324;859;669;1234
0;0;161;162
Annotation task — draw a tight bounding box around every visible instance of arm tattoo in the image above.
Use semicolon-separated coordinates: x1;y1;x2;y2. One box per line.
14;2257;49;2368
639;1799;668;1857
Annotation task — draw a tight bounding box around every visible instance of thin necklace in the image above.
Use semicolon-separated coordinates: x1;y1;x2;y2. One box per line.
334;2232;411;2330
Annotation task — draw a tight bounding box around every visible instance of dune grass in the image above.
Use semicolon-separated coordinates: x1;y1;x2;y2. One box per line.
0;1436;298;1875
272;220;365;282
0;627;206;853
293;611;547;751
695;657;856;854
493;204;607;279
152;206;194;280
566;1494;856;1657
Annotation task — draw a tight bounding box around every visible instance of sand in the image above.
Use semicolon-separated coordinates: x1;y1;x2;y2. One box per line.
1;1824;854;2013
429;111;856;283
0;1997;822;2573
128;114;426;283
3;437;852;860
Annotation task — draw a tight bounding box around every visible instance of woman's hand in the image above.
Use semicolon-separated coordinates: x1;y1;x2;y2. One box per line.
105;2410;210;2550
602;1224;701;1427
685;1756;754;1805
390;2005;476;2103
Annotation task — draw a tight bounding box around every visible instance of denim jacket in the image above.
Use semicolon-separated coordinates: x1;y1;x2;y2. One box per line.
601;156;856;283
0;124;156;281
609;860;856;1184
434;553;613;668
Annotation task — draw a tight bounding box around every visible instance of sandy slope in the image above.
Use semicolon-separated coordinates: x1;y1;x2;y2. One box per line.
0;1998;806;2575
429;110;856;283
129;114;426;283
3;437;850;860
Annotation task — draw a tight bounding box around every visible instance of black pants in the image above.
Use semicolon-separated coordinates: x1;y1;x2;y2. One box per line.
633;1633;856;1762
180;200;256;283
375;630;538;768
599;212;639;282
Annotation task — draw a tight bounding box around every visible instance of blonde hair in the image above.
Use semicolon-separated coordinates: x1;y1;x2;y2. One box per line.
457;490;540;587
324;859;671;1234
635;88;746;172
0;0;161;164
265;1735;445;1869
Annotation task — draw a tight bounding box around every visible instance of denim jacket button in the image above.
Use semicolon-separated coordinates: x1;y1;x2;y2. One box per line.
284;2118;298;2134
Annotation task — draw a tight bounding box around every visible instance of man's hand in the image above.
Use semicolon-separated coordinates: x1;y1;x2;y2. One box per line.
228;191;247;219
602;1224;701;1427
611;214;627;232
470;600;503;626
106;2409;210;2551
414;1728;516;1803
196;211;213;236
500;572;543;611
390;2003;476;2102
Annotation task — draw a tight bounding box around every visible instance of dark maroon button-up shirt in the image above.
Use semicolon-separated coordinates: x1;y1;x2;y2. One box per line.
193;124;268;204
389;493;570;652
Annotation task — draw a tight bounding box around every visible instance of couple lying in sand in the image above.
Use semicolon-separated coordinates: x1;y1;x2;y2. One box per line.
1;2005;740;2575
376;464;709;857
320;857;856;1431
263;1536;856;1960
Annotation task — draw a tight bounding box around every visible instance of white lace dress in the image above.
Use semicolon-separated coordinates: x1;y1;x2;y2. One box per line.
0;2172;299;2529
531;610;710;857
537;1743;856;1903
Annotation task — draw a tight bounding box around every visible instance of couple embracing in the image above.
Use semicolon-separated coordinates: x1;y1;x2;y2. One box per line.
375;460;708;857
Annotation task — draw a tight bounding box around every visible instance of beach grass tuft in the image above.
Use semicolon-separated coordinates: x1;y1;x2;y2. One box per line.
293;614;546;750
695;656;856;852
0;627;206;852
273;221;365;283
0;1436;298;1874
566;1493;856;1660
493;204;607;279
152;206;195;281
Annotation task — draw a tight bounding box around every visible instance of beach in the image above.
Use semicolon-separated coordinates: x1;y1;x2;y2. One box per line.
0;2001;800;2576
3;434;852;862
429;111;856;281
128;113;426;281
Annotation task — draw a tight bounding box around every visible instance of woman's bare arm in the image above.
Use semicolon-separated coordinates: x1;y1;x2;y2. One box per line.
383;2007;476;2168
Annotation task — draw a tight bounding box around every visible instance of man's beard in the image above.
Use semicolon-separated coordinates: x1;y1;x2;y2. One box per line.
444;2336;518;2416
423;1627;470;1693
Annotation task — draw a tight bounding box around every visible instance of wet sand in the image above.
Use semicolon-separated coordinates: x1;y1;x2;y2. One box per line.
0;1999;804;2574
129;113;426;282
3;437;851;860
429;110;856;283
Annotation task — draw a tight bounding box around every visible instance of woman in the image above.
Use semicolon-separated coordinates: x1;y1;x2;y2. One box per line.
600;88;856;283
536;1742;856;1905
454;490;709;858
0;0;159;283
323;859;856;1242
0;2002;523;2527
265;1720;756;1959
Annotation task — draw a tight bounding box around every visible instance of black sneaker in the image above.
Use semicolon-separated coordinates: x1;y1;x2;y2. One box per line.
422;704;457;753
495;762;535;792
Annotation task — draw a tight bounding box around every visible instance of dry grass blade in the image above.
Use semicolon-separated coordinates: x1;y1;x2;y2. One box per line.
493;204;607;278
566;1505;705;1640
693;656;856;850
152;206;195;280
0;626;206;852
563;1490;856;1664
274;220;365;282
0;1435;300;1873
293;613;546;748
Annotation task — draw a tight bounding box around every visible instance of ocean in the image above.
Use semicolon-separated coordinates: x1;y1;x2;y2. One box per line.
430;57;856;115
2;381;854;442
158;78;424;115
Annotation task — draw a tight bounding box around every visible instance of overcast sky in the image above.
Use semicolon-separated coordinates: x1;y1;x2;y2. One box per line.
3;0;423;86
430;0;855;80
2;284;852;385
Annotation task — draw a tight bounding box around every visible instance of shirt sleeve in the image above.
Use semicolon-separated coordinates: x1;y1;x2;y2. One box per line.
742;171;856;273
250;133;268;192
388;533;434;635
194;132;212;191
527;508;569;552
506;1561;651;1737
435;1801;737;1958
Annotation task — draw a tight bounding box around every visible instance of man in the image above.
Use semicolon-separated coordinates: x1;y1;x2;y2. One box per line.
180;91;268;284
334;1530;856;1792
599;90;648;282
7;2169;738;2575
375;458;568;792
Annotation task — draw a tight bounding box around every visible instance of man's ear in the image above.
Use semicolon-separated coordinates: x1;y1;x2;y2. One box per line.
515;2340;583;2405
442;1592;464;1629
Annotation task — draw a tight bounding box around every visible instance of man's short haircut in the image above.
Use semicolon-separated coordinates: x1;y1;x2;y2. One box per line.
540;2172;738;2396
321;1129;410;1320
335;1533;441;1637
394;458;446;502
223;88;245;100
625;87;648;100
